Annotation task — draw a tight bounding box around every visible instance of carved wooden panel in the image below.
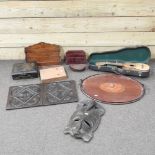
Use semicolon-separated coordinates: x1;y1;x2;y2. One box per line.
6;80;78;110
6;84;41;110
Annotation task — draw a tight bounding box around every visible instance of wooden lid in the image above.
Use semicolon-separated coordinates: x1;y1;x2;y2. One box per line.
25;42;60;53
40;66;67;83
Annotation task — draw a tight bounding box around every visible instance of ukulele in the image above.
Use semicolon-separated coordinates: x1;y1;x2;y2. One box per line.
94;61;150;77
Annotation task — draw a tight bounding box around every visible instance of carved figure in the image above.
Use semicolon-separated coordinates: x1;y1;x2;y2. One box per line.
64;100;105;142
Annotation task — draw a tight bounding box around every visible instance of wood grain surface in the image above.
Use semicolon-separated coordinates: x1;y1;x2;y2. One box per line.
0;0;155;59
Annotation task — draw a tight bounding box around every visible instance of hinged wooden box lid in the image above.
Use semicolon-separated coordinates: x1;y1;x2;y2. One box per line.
25;42;61;66
40;65;67;83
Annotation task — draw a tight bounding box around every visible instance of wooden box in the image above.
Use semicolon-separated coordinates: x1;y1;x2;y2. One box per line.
12;62;39;80
40;66;67;83
25;42;61;66
65;50;87;64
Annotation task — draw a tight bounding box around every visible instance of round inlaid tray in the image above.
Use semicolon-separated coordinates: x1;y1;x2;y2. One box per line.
81;74;144;104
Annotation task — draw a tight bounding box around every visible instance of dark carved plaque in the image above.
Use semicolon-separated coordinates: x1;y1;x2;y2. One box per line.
43;80;78;105
6;84;41;110
6;80;78;110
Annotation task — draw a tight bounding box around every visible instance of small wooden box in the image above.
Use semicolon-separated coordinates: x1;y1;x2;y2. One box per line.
65;50;87;64
25;42;61;66
12;62;38;80
40;66;67;83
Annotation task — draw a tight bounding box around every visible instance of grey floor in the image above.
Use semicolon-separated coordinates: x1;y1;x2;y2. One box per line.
0;60;155;155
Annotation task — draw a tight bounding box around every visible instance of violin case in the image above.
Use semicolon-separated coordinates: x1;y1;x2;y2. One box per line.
88;46;151;77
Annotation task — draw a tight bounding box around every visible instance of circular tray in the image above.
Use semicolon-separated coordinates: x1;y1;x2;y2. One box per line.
81;74;144;104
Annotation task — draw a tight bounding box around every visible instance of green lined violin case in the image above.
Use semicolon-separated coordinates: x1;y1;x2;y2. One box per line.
88;46;151;77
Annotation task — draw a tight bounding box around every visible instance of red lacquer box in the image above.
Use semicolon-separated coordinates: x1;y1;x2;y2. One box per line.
65;50;87;64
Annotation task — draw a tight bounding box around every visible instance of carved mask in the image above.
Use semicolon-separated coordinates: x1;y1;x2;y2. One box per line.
64;100;105;142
